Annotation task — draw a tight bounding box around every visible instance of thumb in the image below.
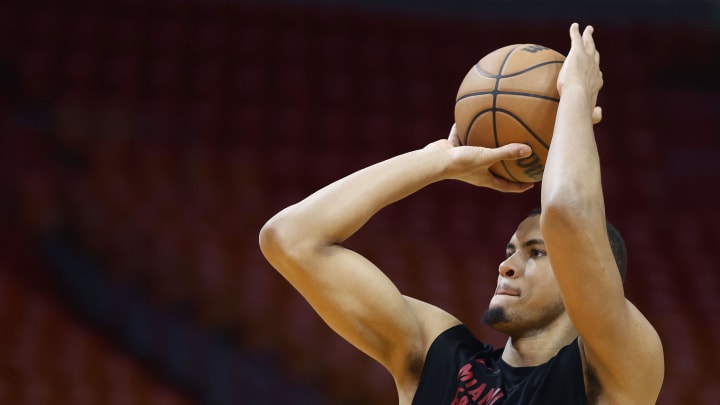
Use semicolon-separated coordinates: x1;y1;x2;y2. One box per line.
491;143;532;161
592;106;603;124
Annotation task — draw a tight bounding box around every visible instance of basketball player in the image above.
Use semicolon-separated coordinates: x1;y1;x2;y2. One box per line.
259;23;664;404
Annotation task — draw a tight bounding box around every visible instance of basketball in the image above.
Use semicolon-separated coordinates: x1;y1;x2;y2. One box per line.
454;44;565;183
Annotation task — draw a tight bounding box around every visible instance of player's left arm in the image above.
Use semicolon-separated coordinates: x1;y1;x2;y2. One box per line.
540;24;663;404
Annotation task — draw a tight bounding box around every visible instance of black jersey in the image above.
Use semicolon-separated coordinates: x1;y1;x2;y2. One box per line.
412;324;587;405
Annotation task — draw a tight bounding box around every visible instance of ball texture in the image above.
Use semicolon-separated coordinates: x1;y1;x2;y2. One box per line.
454;44;565;183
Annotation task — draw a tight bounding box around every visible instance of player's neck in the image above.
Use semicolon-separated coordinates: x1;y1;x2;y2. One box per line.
501;316;577;367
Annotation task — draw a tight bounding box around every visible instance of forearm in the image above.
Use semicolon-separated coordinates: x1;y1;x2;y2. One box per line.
541;84;604;216
268;146;450;247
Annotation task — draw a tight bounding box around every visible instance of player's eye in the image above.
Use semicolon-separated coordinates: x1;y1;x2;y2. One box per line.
505;251;515;259
530;249;546;258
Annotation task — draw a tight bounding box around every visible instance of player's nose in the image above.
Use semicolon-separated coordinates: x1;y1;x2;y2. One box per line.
499;255;521;279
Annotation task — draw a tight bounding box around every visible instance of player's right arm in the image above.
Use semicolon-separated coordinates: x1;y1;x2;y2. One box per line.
259;131;532;385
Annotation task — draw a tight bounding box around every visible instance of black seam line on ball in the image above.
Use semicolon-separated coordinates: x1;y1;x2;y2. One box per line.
456;91;559;103
474;60;563;79
499;160;522;183
500;60;565;78
493;46;519;149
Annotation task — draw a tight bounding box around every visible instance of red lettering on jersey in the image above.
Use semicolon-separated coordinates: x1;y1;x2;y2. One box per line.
451;392;470;405
468;383;488;401
451;362;505;405
458;363;473;381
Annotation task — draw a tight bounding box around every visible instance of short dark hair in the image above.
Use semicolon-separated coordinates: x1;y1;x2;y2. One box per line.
527;208;627;282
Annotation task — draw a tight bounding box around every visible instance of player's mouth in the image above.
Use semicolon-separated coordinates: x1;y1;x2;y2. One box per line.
495;285;520;296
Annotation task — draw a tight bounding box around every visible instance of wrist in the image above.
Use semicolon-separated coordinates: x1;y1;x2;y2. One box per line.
417;141;456;182
559;83;594;114
560;82;593;102
558;82;591;98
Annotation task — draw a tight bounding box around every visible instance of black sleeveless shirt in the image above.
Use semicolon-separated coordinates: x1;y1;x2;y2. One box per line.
412;324;587;405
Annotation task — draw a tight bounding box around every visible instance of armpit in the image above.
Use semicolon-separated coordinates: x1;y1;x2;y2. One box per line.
584;363;602;405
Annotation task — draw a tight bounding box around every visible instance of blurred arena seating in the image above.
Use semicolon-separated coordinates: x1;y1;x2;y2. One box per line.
0;265;195;405
1;0;719;404
0;201;196;405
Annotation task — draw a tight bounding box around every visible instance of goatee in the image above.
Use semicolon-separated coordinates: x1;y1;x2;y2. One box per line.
482;306;511;326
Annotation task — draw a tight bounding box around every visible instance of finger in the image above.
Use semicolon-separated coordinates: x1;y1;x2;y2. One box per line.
595;50;600;64
569;23;582;48
583;25;596;54
448;123;461;146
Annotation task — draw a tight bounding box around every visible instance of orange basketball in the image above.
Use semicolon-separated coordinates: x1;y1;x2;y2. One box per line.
454;44;565;183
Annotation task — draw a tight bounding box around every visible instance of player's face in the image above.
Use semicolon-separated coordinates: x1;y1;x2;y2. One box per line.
482;215;566;336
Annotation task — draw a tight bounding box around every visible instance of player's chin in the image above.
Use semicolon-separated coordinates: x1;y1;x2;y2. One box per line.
481;303;512;327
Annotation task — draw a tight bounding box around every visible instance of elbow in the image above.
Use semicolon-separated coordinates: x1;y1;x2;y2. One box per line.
538;203;577;236
258;215;283;262
539;192;604;237
540;166;604;225
258;209;316;273
258;211;299;271
541;186;582;221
